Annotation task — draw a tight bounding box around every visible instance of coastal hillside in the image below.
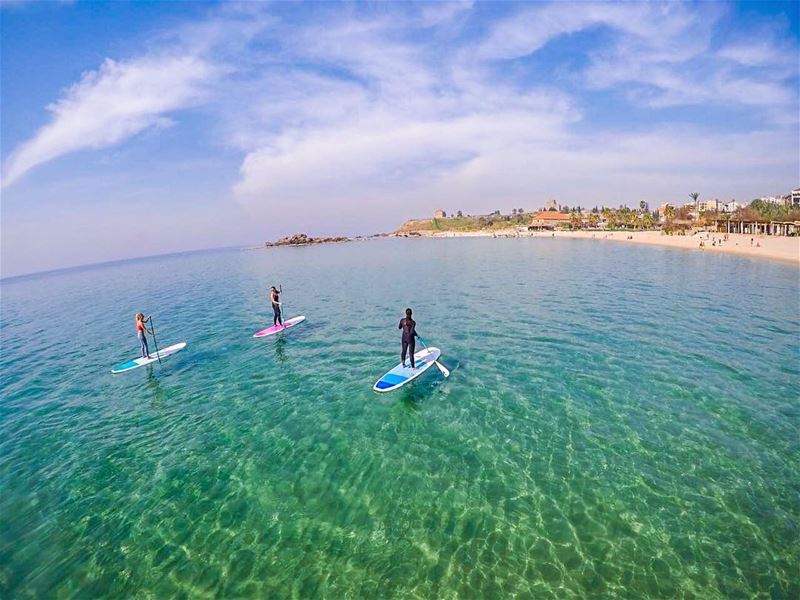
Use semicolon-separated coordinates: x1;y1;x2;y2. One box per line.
397;214;531;233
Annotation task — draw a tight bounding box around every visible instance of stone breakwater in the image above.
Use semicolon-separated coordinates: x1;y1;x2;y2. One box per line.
265;233;351;247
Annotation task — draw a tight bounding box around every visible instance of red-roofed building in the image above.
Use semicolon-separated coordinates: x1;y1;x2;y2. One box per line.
528;212;571;230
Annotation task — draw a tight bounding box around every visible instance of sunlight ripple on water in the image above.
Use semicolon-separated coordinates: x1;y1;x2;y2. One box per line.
1;238;798;598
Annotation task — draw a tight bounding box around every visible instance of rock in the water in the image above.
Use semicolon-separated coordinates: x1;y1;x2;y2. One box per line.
265;233;351;247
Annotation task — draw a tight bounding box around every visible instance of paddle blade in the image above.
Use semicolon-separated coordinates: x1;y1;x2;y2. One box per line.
435;360;450;378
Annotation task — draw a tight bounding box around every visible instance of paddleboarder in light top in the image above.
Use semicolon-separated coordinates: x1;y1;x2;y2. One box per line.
399;307;419;369
135;313;153;359
270;286;283;327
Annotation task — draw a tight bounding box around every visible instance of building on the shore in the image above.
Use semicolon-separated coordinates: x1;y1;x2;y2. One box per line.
758;195;788;206
528;212;570;230
791;188;800;207
543;200;559;211
699;199;721;212
721;200;742;213
434;209;446;218
714;218;800;236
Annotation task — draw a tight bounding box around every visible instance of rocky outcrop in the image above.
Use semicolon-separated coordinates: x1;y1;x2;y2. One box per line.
265;233;350;247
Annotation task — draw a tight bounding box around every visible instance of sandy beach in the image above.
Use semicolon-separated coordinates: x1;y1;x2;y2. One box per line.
419;229;800;264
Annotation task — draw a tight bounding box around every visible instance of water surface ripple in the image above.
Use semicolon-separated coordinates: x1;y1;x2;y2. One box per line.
1;238;798;598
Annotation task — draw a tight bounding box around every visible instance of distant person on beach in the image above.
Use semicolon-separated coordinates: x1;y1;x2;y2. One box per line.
399;308;419;369
135;313;152;359
270;286;283;326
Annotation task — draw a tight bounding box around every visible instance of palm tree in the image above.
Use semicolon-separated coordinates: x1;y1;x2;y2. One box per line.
639;200;648;213
689;192;699;207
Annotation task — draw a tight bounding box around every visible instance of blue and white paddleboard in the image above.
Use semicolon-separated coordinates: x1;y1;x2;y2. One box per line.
373;347;441;393
111;342;187;374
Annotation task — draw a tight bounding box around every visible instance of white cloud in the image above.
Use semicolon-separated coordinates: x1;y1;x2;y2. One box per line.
2;54;216;187
719;42;782;67
417;1;474;27
476;2;663;61
3;0;797;262
228;2;796;226
476;1;797;114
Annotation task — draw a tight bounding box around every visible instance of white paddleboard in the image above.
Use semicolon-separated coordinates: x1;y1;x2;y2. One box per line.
253;316;306;338
111;342;187;374
373;347;441;393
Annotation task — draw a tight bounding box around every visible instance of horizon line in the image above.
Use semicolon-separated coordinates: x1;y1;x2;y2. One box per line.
0;243;251;284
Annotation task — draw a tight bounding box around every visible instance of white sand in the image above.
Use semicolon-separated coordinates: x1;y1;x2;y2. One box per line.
418;229;799;264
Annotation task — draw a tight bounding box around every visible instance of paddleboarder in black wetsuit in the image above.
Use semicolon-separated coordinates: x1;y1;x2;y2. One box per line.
270;286;283;326
399;308;419;369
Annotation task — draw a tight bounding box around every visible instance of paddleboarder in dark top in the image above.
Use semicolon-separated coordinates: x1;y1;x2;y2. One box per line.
399;307;418;369
270;286;283;326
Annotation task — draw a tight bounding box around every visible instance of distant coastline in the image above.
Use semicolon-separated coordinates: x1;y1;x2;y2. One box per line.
394;226;800;264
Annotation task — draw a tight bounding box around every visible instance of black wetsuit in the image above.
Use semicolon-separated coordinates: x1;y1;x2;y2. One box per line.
399;317;418;368
271;292;282;325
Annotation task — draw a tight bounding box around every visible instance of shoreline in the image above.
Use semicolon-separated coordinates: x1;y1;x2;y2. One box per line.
408;229;800;264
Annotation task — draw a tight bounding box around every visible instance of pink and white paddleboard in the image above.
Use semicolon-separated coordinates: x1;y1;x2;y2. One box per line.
253;316;306;338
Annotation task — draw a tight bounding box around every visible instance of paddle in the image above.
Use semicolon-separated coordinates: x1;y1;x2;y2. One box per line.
417;336;450;378
279;284;286;328
149;315;162;366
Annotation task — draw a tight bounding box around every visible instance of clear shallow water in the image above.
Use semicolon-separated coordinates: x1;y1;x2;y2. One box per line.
1;238;798;599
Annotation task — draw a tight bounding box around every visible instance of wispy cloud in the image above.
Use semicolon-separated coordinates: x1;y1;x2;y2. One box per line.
229;2;796;221
2;54;216;187
3;1;797;209
2;0;797;275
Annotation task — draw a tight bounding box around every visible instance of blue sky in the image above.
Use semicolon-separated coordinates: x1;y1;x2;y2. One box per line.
1;1;798;276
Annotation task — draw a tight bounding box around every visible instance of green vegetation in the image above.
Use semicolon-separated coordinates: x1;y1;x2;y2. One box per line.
745;199;800;221
399;196;799;236
399;213;532;233
696;201;800;229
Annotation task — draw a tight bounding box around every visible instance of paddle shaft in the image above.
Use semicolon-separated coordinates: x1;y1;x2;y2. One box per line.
417;336;450;377
149;316;162;365
279;284;286;327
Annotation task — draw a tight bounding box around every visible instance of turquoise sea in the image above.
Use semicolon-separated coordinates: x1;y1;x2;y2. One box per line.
1;238;798;599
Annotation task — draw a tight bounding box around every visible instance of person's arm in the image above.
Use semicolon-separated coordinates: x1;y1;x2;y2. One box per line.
398;319;404;330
